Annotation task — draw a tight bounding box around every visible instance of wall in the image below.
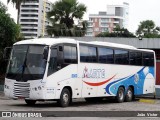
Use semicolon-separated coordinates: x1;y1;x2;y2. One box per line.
71;37;160;49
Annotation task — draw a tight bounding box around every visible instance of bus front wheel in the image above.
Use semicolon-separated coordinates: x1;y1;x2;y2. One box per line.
58;88;71;107
25;99;36;105
116;87;125;103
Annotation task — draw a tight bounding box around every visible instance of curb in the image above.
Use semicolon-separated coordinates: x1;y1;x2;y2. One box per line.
139;99;156;104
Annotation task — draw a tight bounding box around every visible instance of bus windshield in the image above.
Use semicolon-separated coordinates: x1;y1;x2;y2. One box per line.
6;45;48;81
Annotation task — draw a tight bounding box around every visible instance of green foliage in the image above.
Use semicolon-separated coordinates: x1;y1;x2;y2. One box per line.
47;0;87;37
96;26;135;37
136;20;160;38
0;1;21;74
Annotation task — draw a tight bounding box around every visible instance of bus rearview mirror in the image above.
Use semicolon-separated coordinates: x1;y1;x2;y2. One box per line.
3;47;12;60
43;46;49;60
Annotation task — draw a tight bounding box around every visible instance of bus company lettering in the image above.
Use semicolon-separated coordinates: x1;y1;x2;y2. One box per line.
83;67;105;78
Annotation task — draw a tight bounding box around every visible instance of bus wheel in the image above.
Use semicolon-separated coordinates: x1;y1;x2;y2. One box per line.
116;87;125;103
25;99;36;105
125;87;133;102
58;88;71;107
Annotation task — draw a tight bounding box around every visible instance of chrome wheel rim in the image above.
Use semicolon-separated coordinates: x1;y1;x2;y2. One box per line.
127;90;132;99
119;90;124;100
63;93;69;104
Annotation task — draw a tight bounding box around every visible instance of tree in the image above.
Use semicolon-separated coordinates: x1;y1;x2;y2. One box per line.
96;25;135;37
0;1;21;74
47;0;87;37
136;20;160;38
7;0;26;24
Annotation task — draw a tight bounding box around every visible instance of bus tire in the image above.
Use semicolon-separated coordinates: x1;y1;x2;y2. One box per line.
25;99;36;105
125;87;133;102
58;88;71;107
116;87;125;103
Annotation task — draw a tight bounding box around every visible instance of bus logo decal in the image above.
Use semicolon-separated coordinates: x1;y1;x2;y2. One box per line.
82;67;105;78
134;74;139;84
83;75;116;86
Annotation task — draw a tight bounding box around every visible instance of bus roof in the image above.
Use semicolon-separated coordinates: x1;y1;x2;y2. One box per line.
14;38;154;52
14;38;77;46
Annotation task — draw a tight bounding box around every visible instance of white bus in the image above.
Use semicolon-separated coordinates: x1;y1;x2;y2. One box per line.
4;38;156;107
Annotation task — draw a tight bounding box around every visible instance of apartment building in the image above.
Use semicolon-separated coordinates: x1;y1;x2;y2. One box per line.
86;2;129;36
19;0;52;39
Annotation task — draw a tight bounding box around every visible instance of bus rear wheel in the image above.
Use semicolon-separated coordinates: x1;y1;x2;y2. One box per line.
58;88;71;107
125;87;133;102
25;99;36;105
115;87;125;103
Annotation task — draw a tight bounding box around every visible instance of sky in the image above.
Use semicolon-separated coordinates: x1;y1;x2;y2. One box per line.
1;0;160;33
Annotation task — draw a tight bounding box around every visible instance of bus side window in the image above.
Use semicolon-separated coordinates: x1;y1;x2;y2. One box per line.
88;46;97;63
98;47;114;64
115;49;129;65
129;51;136;65
64;46;77;64
48;48;57;76
143;52;154;66
135;52;142;66
80;45;97;63
129;51;142;66
80;45;88;62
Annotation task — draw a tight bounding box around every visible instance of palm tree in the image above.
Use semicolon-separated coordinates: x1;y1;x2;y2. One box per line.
7;0;26;24
47;0;87;36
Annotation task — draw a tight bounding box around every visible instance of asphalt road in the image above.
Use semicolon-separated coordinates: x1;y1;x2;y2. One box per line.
0;92;160;120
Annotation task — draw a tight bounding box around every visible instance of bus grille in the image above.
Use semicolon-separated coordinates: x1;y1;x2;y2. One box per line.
13;82;30;98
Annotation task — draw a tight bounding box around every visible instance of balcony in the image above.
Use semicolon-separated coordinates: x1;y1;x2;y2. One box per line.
100;24;109;27
20;12;39;15
113;21;120;24
88;20;93;23
21;31;38;34
20;7;39;10
24;36;37;39
21;26;38;29
21;2;39;5
19;21;38;24
87;29;93;32
20;17;38;20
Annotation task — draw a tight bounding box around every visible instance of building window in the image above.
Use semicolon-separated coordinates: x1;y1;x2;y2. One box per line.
94;28;99;32
101;28;108;32
86;32;93;36
101;18;109;22
101;23;108;27
88;23;93;26
89;18;93;21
